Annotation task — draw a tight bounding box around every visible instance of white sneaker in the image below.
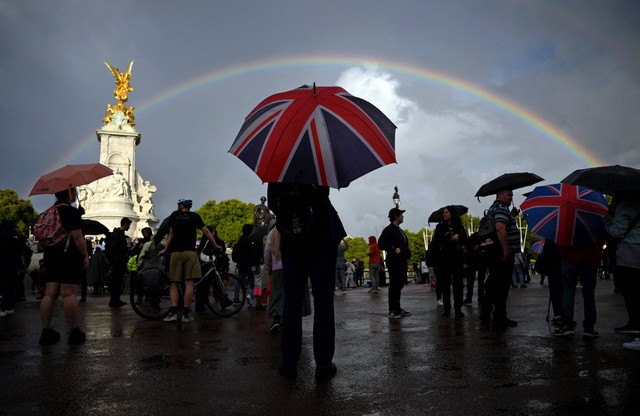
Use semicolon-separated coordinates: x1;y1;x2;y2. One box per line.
623;338;640;351
437;299;444;306
0;309;14;317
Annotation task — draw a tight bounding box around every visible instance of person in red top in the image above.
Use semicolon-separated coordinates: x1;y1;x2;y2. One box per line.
367;236;381;293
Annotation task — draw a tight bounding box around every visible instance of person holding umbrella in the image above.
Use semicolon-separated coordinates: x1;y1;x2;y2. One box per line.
38;188;90;345
268;182;347;379
431;206;467;317
479;189;520;329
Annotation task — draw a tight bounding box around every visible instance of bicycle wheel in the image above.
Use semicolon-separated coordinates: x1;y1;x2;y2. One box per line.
205;271;245;317
130;268;172;320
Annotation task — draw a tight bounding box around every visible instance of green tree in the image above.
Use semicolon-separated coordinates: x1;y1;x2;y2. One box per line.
0;189;38;235
196;199;256;247
344;236;368;265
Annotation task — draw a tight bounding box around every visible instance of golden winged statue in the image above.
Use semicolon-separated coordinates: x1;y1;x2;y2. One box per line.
103;60;136;126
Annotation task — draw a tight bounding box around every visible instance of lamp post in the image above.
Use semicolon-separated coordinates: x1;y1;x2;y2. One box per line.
392;186;400;208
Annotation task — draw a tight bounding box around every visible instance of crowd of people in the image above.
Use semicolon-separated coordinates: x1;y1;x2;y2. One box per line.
2;181;640;379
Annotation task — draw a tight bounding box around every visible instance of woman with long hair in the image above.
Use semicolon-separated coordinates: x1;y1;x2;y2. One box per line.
432;206;468;317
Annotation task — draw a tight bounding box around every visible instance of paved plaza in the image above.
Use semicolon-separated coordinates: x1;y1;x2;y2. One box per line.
1;276;639;415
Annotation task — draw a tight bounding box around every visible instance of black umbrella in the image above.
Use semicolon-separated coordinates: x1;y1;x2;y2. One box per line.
475;172;544;197
428;205;468;223
82;219;109;236
561;165;640;195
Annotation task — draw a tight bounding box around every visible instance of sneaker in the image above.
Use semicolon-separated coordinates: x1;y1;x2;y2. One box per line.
551;316;563;327
614;324;640;334
270;319;281;333
163;312;178;322
182;309;194;323
437;299;444;306
68;328;86;345
39;327;61;345
583;328;599;338
623;338;640;351
0;311;6;318
554;326;575;337
400;309;411;317
388;311;402;319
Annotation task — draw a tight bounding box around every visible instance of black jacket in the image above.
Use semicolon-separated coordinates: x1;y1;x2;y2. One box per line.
378;223;411;264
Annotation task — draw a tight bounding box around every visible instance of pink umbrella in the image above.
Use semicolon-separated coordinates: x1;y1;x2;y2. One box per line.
30;163;113;195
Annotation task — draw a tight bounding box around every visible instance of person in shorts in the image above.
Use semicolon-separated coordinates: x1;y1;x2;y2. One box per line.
39;187;90;345
160;199;220;322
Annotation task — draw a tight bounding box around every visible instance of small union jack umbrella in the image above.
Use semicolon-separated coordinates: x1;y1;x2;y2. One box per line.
520;183;609;246
530;240;545;254
229;84;397;188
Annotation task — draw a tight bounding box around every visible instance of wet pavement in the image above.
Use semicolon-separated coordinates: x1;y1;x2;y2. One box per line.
1;276;639;416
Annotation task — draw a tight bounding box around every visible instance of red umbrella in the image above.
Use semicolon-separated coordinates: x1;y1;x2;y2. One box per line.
229;84;396;189
30;163;113;195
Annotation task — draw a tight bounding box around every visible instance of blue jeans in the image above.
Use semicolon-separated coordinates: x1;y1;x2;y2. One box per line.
336;263;346;291
235;267;254;300
512;264;525;286
561;260;597;329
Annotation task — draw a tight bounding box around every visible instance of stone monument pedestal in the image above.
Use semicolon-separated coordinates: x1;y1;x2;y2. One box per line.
78;110;159;237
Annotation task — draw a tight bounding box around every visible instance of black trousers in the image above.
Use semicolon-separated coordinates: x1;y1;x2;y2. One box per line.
386;259;407;313
615;266;640;325
439;263;464;313
109;263;126;302
481;256;514;321
281;239;337;368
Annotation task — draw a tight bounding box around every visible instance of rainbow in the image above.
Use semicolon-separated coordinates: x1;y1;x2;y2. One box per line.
52;55;606;168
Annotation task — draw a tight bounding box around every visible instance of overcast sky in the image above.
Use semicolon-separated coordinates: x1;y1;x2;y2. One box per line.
1;0;639;238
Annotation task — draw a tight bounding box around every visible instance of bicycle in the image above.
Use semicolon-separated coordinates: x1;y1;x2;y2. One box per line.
130;254;246;320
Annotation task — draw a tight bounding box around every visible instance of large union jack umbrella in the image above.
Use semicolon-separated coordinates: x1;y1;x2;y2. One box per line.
229;84;397;188
520;183;608;246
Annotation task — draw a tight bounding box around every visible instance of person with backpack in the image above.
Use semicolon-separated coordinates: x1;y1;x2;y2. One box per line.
479;189;520;329
232;224;260;307
37;187;90;345
105;217;132;308
268;182;346;379
159;199;221;323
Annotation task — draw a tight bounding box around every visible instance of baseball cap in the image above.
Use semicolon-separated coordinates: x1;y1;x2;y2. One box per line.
388;207;406;220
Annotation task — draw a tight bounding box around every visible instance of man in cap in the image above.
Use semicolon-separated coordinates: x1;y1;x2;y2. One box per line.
105;217;132;307
378;208;411;319
479;189;519;329
160;199;221;323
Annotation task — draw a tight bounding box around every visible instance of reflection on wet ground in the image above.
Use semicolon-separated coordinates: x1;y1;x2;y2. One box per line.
1;278;638;415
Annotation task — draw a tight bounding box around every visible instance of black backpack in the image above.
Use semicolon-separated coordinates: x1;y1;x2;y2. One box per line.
477;208;501;261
